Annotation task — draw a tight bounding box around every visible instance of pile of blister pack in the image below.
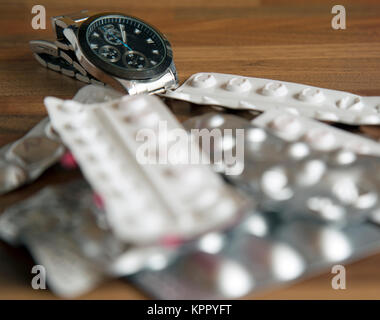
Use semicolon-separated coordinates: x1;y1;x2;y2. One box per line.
1;73;380;299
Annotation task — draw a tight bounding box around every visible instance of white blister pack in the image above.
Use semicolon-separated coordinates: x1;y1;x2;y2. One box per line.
163;72;380;125
252;109;380;155
45;94;246;244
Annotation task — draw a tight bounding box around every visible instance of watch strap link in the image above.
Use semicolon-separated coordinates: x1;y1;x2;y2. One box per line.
30;39;104;85
30;10;104;85
52;10;92;40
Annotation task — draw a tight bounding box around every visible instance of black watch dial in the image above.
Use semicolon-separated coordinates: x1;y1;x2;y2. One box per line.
78;13;173;80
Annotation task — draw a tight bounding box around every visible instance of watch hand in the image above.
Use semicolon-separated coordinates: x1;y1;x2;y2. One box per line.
119;24;127;43
112;33;132;51
120;41;133;51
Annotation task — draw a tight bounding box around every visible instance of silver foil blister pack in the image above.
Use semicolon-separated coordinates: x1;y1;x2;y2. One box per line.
0;180;178;297
130;112;380;299
252;109;380;155
183;113;380;225
0;118;64;195
163;72;380;125
1;82;380;299
131;214;380;299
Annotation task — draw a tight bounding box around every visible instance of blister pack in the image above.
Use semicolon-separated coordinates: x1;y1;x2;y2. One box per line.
45;94;248;244
0;180;178;297
0;85;123;195
71;84;123;104
252;109;380;155
0;118;64;195
183;113;380;225
132;212;380;299
163;72;380;125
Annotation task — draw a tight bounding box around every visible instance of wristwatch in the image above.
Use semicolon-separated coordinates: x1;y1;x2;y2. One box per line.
30;10;178;95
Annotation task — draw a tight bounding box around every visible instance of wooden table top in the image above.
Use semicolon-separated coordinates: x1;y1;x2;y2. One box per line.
1;0;380;299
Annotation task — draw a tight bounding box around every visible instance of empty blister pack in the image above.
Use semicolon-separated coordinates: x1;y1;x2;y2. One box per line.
252;109;380;155
0;118;64;195
0;85;123;195
183;113;380;225
0;181;108;297
163;72;380;125
45;95;248;244
0;180;178;297
131;211;380;299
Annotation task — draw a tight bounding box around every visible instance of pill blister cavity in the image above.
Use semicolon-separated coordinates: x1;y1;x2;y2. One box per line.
307;197;346;222
270;243;305;281
333;150;356;165
261;82;288;97
297;160;326;186
261;167;293;200
57;100;85;113
287;142;310;159
225;77;251;92
208;114;225;127
298;88;325;103
355;114;380;125
336;96;363;111
198;233;225;254
216;260;254;298
332;178;378;209
303;128;336;151
44;122;61;140
210;198;237;221
191;73;217;88
193;188;221;210
219;134;235;151
314;111;339;122
0;165;27;192
268;115;302;138
146;252;171;271
370;209;380;226
332;178;369;206
243;214;269;237
318;228;352;262
246;128;267;143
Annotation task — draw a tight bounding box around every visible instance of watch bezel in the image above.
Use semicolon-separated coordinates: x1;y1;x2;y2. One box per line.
77;12;173;81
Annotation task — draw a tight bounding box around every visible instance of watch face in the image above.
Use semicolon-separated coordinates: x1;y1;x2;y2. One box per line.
78;13;173;80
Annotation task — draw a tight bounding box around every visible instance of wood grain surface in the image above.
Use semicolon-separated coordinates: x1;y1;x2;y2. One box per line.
1;0;380;299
